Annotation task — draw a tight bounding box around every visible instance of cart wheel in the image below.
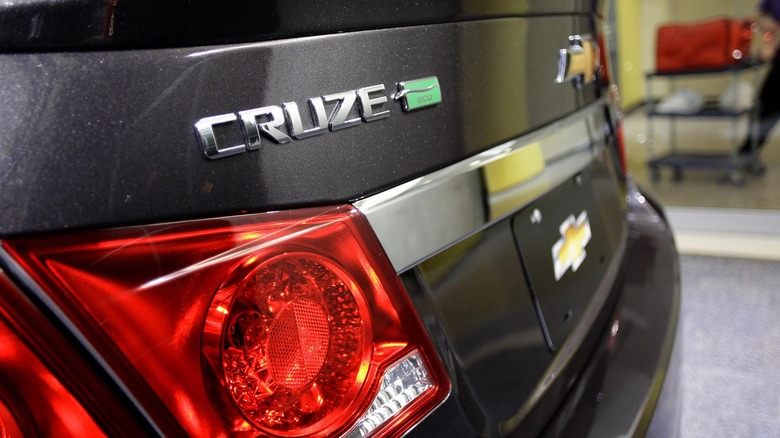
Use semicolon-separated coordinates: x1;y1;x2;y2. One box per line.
650;166;661;182
673;168;684;181
727;170;745;186
747;161;766;176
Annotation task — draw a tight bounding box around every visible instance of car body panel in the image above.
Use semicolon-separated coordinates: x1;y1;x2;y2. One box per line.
0;16;596;235
2;0;597;49
0;1;682;437
405;186;680;438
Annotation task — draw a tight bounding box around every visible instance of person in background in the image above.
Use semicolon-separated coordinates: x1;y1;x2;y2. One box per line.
740;0;780;167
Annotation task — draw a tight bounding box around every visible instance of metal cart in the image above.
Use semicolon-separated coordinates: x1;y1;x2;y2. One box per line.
645;59;763;185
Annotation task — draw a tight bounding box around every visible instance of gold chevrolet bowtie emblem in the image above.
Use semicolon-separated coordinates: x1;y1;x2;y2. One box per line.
556;35;599;88
552;211;592;281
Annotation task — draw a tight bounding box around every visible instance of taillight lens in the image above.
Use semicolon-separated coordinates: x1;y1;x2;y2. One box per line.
203;252;373;436
4;205;448;437
616;116;628;174
0;276;105;437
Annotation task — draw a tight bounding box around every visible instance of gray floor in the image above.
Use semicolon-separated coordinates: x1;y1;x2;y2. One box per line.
678;255;780;437
621;90;780;436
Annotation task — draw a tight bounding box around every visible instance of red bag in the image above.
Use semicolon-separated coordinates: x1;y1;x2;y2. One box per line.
656;18;752;72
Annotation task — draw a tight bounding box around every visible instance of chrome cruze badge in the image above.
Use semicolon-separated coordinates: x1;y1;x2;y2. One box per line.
195;77;440;160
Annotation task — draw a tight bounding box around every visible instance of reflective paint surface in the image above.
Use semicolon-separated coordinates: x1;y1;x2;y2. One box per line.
0;15;596;235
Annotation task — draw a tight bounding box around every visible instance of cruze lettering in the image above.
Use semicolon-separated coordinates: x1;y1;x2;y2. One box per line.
196;84;388;160
323;90;361;131
239;106;291;150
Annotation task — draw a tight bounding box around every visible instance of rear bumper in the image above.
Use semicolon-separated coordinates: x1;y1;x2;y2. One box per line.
409;179;682;437
540;180;682;437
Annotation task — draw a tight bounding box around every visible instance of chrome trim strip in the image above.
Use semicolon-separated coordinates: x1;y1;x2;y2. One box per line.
355;97;609;273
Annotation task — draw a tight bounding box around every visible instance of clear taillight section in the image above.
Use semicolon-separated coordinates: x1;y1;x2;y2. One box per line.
3;205;448;437
348;352;433;438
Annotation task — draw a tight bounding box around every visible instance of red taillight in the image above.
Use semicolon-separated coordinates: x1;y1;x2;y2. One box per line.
607;83;628;175
204;253;372;436
0;276;105;437
4;205;448;437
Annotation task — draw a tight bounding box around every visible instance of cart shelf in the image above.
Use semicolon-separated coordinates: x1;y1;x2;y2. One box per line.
644;58;763;185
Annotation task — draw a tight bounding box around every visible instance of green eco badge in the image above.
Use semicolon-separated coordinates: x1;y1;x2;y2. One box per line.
396;76;441;111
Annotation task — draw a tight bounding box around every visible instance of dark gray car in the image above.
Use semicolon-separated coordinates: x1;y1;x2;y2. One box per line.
0;1;680;436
